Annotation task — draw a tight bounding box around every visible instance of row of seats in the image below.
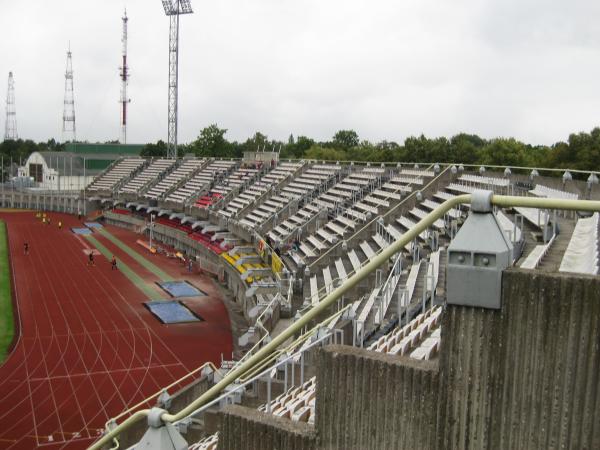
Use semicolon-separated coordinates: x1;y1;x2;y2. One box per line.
239;164;340;229
221;251;269;284
530;183;578;200
258;377;316;424
165;160;238;204
458;173;510;188
155;215;231;255
290;170;385;262
218;162;305;218
559;213;599;275
87;158;146;192
368;305;442;359
519;235;556;269
195;166;262;209
144;159;206;200
189;432;218;450
119;159;176;194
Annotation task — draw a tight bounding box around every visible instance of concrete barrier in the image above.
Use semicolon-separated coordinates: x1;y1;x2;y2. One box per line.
218;405;317;450
219;269;600;450
316;346;439;450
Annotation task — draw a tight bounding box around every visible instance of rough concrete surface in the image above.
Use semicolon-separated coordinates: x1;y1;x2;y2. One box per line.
218;405;317;450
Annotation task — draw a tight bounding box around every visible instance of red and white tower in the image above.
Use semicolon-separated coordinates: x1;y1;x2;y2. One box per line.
120;10;131;144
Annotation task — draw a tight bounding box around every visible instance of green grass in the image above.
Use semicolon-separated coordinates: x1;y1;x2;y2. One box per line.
0;221;14;363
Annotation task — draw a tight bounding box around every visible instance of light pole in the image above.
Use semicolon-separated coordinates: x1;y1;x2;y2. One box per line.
149;213;156;250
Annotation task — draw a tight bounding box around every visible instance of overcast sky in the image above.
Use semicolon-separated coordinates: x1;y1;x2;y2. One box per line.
1;0;599;146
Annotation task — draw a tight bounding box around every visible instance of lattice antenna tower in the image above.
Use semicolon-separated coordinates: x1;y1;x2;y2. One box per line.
62;44;76;142
120;10;131;144
162;0;193;158
4;72;17;141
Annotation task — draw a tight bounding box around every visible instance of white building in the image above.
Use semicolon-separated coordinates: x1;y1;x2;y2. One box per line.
17;152;98;191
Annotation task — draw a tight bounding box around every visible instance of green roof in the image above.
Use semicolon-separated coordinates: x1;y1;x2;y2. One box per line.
65;143;144;156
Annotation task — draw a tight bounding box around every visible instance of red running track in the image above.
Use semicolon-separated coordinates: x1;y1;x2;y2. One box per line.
0;212;233;449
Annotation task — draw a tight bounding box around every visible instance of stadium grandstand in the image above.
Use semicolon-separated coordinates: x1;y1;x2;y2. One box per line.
0;152;599;450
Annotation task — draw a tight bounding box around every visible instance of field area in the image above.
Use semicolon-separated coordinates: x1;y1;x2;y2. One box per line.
0;212;233;449
0;220;14;363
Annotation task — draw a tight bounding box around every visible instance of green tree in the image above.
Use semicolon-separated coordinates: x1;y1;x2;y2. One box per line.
305;145;347;161
191;124;229;157
283;135;315;159
332;130;359;150
140;140;167;157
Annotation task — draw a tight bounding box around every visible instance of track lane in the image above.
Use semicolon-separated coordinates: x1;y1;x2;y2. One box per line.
0;212;233;449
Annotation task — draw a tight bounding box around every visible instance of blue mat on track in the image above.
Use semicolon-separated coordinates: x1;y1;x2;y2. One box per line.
158;281;205;298
85;222;103;229
71;227;92;235
144;301;202;324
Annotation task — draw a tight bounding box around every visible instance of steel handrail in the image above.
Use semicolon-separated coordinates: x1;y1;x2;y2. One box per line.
88;193;600;450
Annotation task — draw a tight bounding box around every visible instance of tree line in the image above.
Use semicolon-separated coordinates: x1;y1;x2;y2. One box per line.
141;124;600;173
1;126;599;173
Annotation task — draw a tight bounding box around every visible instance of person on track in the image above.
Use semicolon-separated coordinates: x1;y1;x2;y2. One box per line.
111;256;117;270
24;242;29;255
88;251;95;266
58;221;62;229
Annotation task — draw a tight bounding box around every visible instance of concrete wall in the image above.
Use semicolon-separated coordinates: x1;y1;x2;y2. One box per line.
316;346;439;450
216;270;600;450
218;405;317;450
438;269;600;450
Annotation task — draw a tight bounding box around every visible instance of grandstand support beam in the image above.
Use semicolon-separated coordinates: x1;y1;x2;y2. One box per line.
89;193;600;450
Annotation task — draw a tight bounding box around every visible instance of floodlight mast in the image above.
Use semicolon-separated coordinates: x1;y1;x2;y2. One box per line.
162;0;193;159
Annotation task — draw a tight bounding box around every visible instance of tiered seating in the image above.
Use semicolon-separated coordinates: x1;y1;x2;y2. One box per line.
447;182;478;194
194;192;222;208
368;306;442;359
559;213;599;275
155;215;231;255
145;158;206;200
530;184;578;200
458;174;510;189
260;162;305;185
165;160;237;204
496;210;522;242
400;168;434;177
422;198;462;219
258;377;316;424
188;228;228;254
290;171;384;261
156;217;193;233
520;235;556;269
221;251;270;283
239;165;340;228
219;163;303;219
87;158;146;192
200;166;262;206
359;174;419;212
119;158;175;194
189;433;218;450
514;207;549;229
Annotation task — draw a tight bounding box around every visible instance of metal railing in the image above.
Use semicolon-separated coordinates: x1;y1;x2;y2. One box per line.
88;193;600;450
